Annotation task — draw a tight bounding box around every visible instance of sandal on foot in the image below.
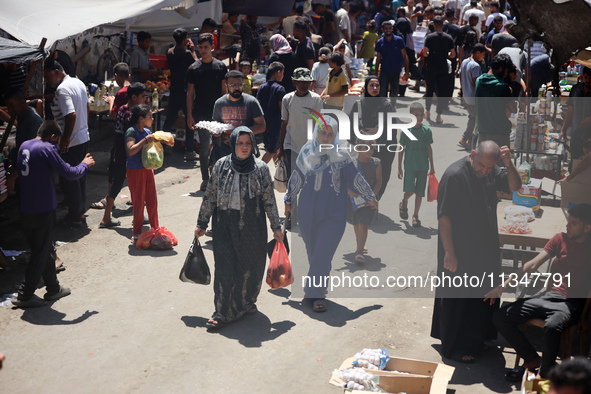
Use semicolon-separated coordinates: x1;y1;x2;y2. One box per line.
91;199;106;209
505;366;525;382
131;235;140;244
246;305;258;315
99;219;121;228
451;353;475;364
312;299;327;313
412;218;421;228
56;263;66;273
399;202;409;220
355;254;366;263
206;319;226;330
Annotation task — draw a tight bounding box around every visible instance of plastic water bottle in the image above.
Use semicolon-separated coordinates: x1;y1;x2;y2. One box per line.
152;89;159;111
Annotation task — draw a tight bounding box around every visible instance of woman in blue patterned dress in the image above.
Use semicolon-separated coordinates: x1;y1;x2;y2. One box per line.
285;116;378;312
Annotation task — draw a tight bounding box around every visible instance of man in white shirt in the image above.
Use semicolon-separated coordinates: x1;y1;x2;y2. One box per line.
459;0;483;26
335;1;351;42
485;1;508;32
278;68;323;176
44;59;90;227
462;1;486;39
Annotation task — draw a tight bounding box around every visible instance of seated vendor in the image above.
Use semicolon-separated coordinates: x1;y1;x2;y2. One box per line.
486;203;591;380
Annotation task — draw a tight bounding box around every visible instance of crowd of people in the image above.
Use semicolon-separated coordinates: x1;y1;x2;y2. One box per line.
1;0;591;387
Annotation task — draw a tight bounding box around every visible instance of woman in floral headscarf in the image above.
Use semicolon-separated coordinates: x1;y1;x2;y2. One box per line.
269;34;296;93
284;116;378;312
196;126;283;330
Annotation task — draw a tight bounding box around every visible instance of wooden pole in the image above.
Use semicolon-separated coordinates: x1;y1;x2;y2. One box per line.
0;38;47;153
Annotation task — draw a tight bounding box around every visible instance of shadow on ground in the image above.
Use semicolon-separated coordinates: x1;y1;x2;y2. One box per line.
180;312;296;348
19;307;99;325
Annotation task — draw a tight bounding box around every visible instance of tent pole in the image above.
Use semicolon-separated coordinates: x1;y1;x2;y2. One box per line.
0;38;46;153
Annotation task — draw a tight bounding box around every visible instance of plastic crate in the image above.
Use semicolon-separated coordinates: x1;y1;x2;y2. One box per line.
149;55;168;69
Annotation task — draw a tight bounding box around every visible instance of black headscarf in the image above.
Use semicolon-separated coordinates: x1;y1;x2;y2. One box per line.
229;126;256;174
396;17;413;37
358;76;392;130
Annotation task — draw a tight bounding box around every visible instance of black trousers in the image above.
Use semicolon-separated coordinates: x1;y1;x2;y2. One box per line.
19;211;60;299
493;291;583;377
162;88;190;136
425;71;452;114
60;142;88;221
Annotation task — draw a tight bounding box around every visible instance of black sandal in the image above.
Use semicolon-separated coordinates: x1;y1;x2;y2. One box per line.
312;299;327;313
505;366;525;382
91;199;106;209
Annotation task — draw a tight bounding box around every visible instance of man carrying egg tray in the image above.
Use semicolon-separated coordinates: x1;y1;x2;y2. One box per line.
485;203;591;381
210;70;266;174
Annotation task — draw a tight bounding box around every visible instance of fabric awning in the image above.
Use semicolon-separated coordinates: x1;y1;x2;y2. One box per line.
0;0;185;47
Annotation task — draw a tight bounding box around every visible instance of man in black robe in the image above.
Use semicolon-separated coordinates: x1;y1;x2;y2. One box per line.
430;141;521;363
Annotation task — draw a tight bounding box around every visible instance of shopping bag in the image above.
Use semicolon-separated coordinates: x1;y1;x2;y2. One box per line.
267;213;290;259
266;241;294;289
136;228;156;250
274;158;288;193
150;227;178;250
142;141;164;170
153;131;175;146
136;227;178;250
179;238;211;285
427;173;439;202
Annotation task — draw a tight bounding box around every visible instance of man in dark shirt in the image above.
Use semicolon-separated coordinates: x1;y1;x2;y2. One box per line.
424;16;456;124
293;20;315;70
5;87;43;164
186;33;228;190
529;54;555;98
211;70;265;167
561;67;591;160
491;203;591;379
11;121;95;308
312;3;338;44
163;28;197;140
375;20;409;105
431;141;521;363
490;20;518;58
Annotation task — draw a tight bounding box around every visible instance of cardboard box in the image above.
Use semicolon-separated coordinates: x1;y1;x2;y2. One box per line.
513;178;543;212
521;370;549;394
329;357;454;394
561;159;591;209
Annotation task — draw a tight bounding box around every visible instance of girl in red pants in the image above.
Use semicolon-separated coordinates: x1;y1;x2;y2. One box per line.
125;104;159;243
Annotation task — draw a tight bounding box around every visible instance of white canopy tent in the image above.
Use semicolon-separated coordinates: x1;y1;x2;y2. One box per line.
0;0;222;47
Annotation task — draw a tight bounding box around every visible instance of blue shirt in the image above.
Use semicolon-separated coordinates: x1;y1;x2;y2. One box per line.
17;139;88;214
125;126;151;169
375;34;405;74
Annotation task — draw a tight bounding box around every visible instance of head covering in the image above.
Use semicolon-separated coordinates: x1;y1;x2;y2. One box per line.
270;34;292;54
296;115;351;177
292;67;314;81
229;126;256;174
396;17;412;36
356;76;392;131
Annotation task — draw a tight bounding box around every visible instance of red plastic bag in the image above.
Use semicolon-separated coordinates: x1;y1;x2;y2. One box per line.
266;242;294;289
136;227;178;250
136;228;156;250
427;173;439;202
150;227;178;250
